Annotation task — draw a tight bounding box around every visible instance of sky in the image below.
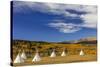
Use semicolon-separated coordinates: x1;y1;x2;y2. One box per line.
12;1;97;42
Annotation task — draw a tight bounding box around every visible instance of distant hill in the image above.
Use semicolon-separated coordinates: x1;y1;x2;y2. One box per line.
59;37;97;44
13;37;97;44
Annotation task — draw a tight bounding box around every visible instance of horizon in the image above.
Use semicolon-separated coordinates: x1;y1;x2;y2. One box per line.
12;1;97;42
13;36;97;42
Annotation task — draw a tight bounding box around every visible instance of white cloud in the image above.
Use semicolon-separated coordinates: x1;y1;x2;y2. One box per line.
48;22;81;33
13;2;97;31
13;2;80;17
43;3;97;29
81;13;97;28
48;19;97;33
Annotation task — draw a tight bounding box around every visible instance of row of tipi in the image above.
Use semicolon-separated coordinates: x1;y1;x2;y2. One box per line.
14;50;27;63
50;49;67;57
14;49;85;63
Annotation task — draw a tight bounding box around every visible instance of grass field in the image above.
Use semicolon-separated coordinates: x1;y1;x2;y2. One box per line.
12;39;97;66
13;54;97;66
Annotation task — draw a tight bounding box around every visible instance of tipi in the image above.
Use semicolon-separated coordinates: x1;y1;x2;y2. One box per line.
61;50;66;56
21;50;27;60
14;53;24;63
32;49;41;62
50;49;56;57
79;49;84;56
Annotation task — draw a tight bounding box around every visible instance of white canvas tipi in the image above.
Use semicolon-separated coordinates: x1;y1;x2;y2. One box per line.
21;50;27;60
14;53;24;63
79;49;84;56
61;50;66;56
32;50;41;62
50;49;56;57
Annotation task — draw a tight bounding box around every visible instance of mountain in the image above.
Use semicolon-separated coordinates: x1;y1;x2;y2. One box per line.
60;37;97;44
76;37;97;44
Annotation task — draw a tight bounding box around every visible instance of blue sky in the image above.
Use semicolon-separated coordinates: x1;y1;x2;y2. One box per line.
12;1;97;42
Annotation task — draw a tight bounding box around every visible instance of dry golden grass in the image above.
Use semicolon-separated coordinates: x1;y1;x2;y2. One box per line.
12;43;97;66
13;54;97;66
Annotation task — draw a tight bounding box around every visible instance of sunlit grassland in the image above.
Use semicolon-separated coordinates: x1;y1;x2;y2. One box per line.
13;54;97;66
12;43;97;66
